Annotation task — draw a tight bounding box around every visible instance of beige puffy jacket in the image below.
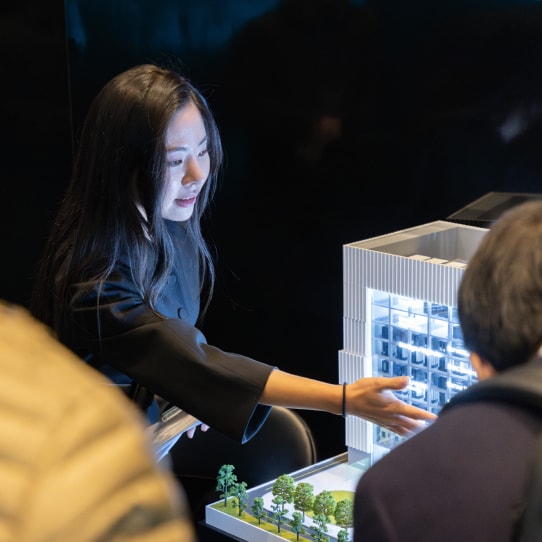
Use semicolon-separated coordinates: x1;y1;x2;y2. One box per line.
0;302;196;542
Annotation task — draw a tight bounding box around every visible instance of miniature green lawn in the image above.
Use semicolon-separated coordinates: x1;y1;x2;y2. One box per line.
211;490;354;542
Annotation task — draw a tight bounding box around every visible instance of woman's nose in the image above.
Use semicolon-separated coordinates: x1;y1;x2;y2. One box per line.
182;155;204;185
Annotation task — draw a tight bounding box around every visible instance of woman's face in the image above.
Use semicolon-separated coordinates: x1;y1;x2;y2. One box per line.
161;101;210;221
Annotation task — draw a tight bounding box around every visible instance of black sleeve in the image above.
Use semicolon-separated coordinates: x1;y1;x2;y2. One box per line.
66;272;274;443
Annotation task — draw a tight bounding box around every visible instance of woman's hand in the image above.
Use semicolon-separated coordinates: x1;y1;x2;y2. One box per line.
185;423;210;439
261;369;436;436
346;376;437;437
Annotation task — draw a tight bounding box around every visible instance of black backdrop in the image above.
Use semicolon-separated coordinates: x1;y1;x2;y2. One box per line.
4;0;542;460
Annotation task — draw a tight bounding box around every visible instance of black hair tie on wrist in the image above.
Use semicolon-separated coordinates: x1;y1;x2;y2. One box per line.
342;382;347;418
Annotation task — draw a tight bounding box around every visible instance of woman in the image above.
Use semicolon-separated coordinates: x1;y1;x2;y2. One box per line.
31;63;434;452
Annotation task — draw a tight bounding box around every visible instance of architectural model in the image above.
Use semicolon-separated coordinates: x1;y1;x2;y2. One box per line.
340;220;487;465
206;219;489;541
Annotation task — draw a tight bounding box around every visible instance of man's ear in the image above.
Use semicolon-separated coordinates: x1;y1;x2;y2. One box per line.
470;352;498;380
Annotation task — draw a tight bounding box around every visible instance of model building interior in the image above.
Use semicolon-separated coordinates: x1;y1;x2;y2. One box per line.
340;219;488;467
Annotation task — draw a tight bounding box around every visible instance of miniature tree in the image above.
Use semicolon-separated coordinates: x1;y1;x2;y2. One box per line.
289;510;306;541
313;490;336;523
334;499;353;530
251;496;266;525
230;481;248;517
293;481;314;520
271;473;295;526
272;473;296;508
337;528;350;542
270;495;287;534
216;464;237;507
309;513;329;542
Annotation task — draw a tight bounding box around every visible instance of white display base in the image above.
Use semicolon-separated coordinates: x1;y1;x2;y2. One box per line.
205;452;369;542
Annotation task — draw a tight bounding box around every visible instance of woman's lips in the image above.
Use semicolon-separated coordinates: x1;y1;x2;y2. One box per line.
175;196;196;207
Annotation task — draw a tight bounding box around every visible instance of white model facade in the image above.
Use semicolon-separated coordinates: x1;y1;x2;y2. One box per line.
339;220;488;464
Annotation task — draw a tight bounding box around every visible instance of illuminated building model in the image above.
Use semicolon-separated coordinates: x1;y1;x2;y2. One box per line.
340;220;487;465
206;219;488;541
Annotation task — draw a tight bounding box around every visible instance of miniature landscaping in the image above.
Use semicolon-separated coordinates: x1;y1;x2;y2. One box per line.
211;464;354;542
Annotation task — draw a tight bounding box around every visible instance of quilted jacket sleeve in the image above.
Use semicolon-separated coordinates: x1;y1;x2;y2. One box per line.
0;302;196;542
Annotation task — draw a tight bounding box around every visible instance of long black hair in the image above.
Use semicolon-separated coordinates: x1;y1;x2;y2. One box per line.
31;63;223;338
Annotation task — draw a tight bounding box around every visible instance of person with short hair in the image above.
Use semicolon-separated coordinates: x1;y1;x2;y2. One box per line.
354;199;542;542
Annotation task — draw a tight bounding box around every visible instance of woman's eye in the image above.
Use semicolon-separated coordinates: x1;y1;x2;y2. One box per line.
168;159;183;167
199;148;209;158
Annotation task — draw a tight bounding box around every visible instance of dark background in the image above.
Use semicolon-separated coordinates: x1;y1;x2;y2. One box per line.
3;0;542;461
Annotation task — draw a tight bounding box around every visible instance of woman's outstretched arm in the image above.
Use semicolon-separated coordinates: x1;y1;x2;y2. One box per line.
260;369;436;437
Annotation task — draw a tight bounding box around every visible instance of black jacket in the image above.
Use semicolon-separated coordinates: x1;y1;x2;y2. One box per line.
62;222;273;443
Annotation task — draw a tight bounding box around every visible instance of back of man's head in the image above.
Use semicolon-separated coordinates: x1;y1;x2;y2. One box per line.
458;199;542;372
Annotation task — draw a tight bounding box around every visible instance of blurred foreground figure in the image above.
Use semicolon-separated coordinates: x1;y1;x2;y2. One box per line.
0;301;196;542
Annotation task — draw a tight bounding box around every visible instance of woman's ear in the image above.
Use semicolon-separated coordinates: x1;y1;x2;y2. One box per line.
470;352;498;380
